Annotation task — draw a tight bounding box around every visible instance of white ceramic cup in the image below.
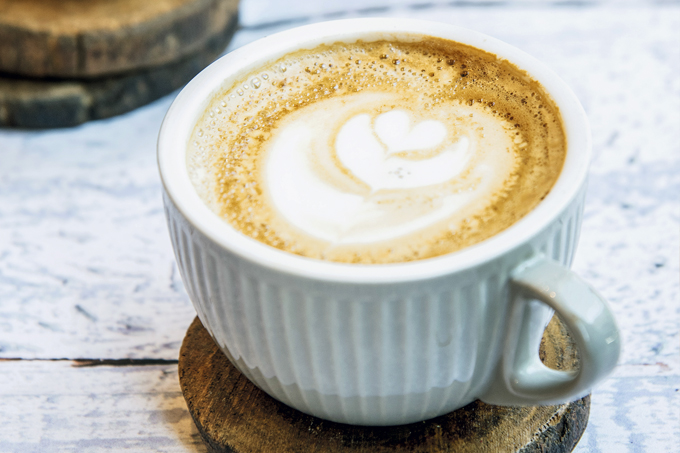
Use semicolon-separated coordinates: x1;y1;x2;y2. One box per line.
158;18;620;426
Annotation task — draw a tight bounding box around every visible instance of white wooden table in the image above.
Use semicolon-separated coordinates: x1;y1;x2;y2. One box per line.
1;1;678;451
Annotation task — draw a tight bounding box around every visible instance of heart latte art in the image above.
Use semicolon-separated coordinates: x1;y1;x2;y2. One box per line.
188;38;566;263
267;96;515;246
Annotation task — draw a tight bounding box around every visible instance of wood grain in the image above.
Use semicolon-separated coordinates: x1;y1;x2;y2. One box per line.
0;14;237;128
0;360;208;452
0;0;239;78
179;316;590;453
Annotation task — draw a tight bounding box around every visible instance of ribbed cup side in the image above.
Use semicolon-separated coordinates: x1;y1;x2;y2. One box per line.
163;188;585;425
545;187;585;267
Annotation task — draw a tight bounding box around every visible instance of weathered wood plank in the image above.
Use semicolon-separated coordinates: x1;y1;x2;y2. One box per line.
575;363;680;453
0;97;193;360
0;360;207;453
0;359;676;453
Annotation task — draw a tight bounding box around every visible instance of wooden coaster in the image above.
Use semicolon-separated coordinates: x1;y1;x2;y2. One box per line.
0;0;239;78
0;15;237;129
179;316;590;453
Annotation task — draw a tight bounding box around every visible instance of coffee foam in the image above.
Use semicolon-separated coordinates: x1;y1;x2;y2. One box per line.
188;38;566;264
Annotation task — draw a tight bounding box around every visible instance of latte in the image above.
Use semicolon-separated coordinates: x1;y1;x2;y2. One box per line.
188;37;566;264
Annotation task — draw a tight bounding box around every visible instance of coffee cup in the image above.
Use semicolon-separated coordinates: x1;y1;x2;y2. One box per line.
158;18;620;426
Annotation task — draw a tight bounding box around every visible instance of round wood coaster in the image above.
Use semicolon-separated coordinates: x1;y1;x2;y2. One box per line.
0;0;239;78
179;316;590;453
0;16;237;129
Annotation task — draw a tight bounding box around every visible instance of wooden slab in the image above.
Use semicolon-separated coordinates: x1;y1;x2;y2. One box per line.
179;315;590;453
0;15;237;129
0;0;239;78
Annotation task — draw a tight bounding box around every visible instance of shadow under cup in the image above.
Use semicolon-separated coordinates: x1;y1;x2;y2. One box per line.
158;18;620;426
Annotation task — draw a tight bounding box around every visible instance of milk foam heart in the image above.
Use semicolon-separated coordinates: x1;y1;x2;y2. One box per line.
374;110;446;153
264;93;515;245
336;111;471;191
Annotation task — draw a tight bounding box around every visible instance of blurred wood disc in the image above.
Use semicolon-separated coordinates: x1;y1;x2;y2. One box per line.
0;16;237;129
0;0;239;78
179;316;590;453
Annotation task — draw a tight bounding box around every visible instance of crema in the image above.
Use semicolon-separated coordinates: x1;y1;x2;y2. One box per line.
188;37;566;264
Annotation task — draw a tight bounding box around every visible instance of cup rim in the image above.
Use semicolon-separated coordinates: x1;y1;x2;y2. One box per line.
158;17;591;284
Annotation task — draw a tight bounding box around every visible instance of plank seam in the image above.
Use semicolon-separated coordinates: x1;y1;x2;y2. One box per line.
0;358;178;367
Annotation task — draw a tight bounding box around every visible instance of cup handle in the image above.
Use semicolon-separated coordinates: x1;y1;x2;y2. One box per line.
480;255;620;406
